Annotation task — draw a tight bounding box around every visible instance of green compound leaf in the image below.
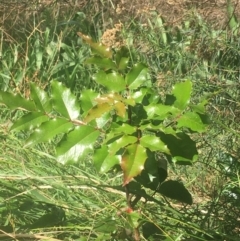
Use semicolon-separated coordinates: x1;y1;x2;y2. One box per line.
118;57;129;71
95;111;111;129
121;143;147;185
95;92;135;107
10;112;49;131
112;123;136;135
140;135;170;154
158;132;198;164
131;88;148;103
126;63;150;90
115;46;130;71
80;89;98;113
93;145;120;173
191;99;208;114
0;91;36;111
56;125;100;165
158;180;193;205
85;56;117;70
25;118;73;147
172;80;192;110
93;70;126;92
84;102;113;123
144;104;180;119
139;124;177;137
30;83;51;113
51;80;80;120
177;112;206;132
108;135;138;155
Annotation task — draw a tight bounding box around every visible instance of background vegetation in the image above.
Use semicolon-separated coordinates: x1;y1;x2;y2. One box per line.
0;0;239;240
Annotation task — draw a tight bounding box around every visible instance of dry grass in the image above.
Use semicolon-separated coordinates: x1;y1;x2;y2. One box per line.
1;0;240;38
102;0;240;28
1;1;240;239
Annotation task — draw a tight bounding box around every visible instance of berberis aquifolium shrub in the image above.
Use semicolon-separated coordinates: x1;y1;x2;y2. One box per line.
0;32;209;239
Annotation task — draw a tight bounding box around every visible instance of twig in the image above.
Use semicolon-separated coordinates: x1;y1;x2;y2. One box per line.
0;231;61;241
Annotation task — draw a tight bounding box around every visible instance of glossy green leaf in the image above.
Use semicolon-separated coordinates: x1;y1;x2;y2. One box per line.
95;93;134;110
131;88;148;103
126;63;149;90
131;104;148;125
51;80;80;119
109;135;137;155
93;70;126;92
158;132;198;164
80;89;98;113
10;112;49;131
159;126;178;136
172;80;192;110
158;180;193;205
177;112;206;132
140;135;170;154
112;124;136;135
144;104;180;119
123;97;135;106
25;118;73;147
95;111;111;128
104;133;123;146
77;32;112;58
84;102;113;123
95;93;122;105
30;83;51;113
93;145;120;173
121;143;147;185
139;124;177;137
135;160;160;191
56;125;100;164
115;46;129;70
85;56;116;70
118;57;129;70
191;99;208;114
0;91;36;111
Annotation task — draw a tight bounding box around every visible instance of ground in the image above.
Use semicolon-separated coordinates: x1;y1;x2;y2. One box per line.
1;0;240;33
